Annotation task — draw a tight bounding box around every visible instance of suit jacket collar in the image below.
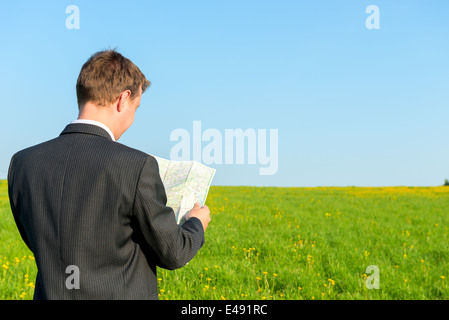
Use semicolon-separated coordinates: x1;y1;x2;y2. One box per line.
60;123;114;141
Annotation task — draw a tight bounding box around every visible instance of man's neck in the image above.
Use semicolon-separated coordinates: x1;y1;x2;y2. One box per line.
77;102;120;140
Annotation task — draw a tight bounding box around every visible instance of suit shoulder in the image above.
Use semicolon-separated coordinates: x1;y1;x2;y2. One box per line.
11;137;60;160
104;142;162;177
111;142;156;163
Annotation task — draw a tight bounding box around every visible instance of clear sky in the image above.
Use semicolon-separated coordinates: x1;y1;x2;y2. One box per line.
0;1;448;187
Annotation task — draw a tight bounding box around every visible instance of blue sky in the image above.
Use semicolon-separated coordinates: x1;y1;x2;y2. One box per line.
0;1;448;187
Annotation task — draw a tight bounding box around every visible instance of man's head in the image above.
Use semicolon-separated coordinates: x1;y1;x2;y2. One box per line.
76;49;150;140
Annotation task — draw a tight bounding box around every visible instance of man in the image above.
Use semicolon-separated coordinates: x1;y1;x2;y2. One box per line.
7;49;211;300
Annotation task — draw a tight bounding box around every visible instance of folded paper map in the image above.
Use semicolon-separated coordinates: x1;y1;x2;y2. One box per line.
152;156;216;224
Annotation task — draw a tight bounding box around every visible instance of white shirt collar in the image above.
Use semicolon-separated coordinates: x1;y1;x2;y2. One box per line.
70;119;116;141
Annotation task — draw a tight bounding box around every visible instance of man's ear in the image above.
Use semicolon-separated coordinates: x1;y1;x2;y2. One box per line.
116;90;132;112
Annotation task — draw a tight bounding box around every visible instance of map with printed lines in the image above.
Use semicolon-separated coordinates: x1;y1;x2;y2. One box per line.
153;156;216;224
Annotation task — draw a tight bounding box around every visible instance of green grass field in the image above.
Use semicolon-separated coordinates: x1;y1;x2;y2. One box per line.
1;180;448;300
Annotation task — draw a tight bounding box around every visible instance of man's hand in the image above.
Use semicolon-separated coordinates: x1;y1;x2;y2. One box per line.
186;202;211;231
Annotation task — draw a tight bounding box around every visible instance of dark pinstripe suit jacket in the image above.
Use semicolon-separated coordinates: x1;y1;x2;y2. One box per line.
7;123;205;300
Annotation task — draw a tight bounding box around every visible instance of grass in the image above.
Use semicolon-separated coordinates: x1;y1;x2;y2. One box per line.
0;180;36;299
1;180;448;300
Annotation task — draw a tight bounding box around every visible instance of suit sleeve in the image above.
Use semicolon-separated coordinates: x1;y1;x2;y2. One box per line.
7;155;33;252
132;155;205;270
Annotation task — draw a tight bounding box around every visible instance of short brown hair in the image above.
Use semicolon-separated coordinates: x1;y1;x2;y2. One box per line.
76;49;150;107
